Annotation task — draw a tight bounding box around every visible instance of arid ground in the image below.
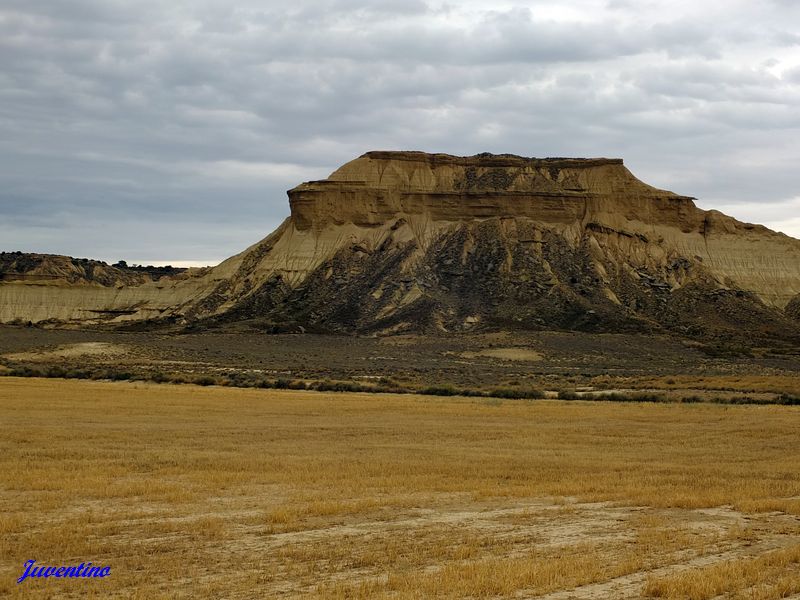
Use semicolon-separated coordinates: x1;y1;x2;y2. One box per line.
1;377;799;598
2;326;800;402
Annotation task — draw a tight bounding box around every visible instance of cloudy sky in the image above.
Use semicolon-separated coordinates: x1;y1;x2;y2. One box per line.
2;0;799;265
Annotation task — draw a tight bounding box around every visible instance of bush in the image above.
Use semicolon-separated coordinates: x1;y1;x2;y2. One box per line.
489;388;544;400
776;393;800;405
593;392;668;403
9;366;44;378
150;371;170;384
65;369;91;379
680;395;703;403
700;343;754;358
45;365;67;378
194;376;216;386
420;385;461;397
311;380;366;393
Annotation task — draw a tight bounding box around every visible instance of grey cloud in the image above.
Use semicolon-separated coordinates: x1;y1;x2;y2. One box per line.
785;66;800;83
2;0;800;261
772;30;800;46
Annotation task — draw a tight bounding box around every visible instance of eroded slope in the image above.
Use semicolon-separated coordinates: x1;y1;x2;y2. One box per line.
2;152;799;342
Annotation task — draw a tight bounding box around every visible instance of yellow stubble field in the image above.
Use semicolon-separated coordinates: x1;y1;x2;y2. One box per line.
1;377;799;599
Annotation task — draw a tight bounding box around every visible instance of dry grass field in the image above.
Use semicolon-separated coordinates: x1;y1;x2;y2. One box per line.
1;377;800;598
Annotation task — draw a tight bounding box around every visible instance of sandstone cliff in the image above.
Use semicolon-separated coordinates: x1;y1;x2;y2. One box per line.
2;151;799;342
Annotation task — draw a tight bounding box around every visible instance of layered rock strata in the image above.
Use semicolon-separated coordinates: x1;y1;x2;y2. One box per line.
2;151;800;341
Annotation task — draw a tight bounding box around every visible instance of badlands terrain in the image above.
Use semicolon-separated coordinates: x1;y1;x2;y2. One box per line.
2;153;800;400
1;152;800;346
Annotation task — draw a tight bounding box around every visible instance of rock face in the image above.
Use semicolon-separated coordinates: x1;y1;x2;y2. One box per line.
787;295;800;322
2;151;800;342
0;253;148;286
0;253;188;324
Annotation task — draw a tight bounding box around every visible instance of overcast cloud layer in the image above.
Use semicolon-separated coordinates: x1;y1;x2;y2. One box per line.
2;0;799;265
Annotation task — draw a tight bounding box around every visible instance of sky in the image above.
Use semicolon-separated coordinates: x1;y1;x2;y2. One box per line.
1;0;799;266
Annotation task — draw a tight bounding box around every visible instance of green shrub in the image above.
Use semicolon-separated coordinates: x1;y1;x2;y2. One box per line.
45;365;67;378
776;393;800;405
594;392;668;403
680;395;703;403
489;388;544;400
150;371;170;383
420;385;461;396
65;369;91;379
9;366;44;378
311;380;367;393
